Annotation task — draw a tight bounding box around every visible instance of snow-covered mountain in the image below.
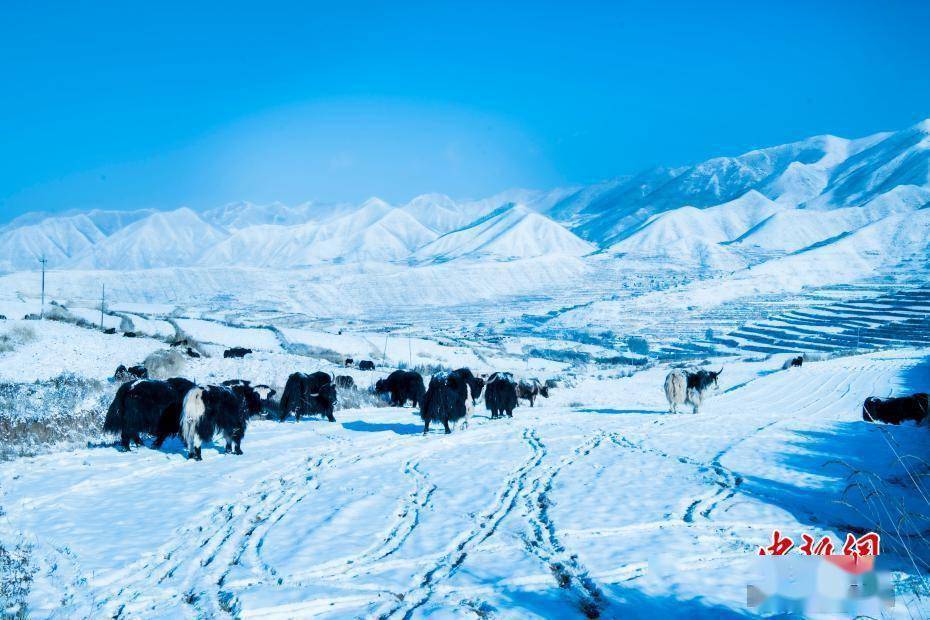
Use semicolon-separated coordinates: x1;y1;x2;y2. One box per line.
67;208;229;270
413;203;595;263
1;119;927;281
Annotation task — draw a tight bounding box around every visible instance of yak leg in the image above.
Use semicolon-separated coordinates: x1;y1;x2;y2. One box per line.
442;419;451;434
529;395;535;407
119;432;132;451
506;409;513;418
422;419;431;435
234;439;243;455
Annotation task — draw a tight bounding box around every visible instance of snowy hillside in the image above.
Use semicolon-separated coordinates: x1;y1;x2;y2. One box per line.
413;203;595;262
66;208;230;270
1;119;928;315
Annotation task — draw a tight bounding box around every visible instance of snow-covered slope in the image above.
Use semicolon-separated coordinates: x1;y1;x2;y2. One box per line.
201;202;438;267
1;119;927;280
413;204;595;262
0;214;106;270
610;191;780;257
67;208;229;270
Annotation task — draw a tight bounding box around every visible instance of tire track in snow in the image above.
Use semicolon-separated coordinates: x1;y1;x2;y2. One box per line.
98;434;398;618
374;428;545;620
276;457;436;585
520;432;609;619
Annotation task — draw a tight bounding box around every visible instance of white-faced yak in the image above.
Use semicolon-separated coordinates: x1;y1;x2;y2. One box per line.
375;370;426;407
485;372;518;419
279;371;337;422
863;393;928;425
664;368;722;414
517;378;549;407
104;378;191;450
180;385;250;460
420;368;480;434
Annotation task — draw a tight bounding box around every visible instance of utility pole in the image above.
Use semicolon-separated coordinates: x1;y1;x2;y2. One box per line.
100;284;106;330
39;255;47;319
408;336;412;368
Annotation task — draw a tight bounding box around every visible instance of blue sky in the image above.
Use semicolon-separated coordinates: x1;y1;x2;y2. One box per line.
1;0;928;222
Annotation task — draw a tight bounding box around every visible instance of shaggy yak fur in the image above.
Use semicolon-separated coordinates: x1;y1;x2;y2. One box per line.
484;372;518;419
664;368;722;414
375;370;426;407
335;375;356;389
420;368;481;434
358;360;376;371
279;371;338;422
104;378;191;450
517;378;549;407
181;385;250;460
863;393;928;425
220;379;264;417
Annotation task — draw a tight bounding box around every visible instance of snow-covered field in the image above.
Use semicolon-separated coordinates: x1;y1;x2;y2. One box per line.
1;118;929;617
1;318;928;618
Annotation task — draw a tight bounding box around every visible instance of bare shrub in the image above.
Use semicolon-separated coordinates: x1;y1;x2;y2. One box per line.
144;348;186;379
412;363;452;377
0;539;34;617
337;386;390;411
0;325;37;354
0;374;114;460
119;315;135;333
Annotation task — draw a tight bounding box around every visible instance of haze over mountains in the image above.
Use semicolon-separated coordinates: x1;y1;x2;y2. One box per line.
2;120;928;280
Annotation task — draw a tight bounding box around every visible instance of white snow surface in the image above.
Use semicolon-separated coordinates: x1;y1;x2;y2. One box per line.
1;346;928;618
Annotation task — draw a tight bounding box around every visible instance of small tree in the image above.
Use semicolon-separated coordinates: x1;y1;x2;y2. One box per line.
626;336;649;356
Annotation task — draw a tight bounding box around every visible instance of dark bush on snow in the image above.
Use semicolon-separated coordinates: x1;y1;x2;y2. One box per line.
626;336;650;355
0;373;114;460
0;539;34;617
526;348;591;364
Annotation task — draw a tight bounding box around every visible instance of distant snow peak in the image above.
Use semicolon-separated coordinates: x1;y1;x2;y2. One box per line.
2;119;928;274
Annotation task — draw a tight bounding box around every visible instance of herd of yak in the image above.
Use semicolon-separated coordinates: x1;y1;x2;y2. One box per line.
104;349;927;461
105;356;552;460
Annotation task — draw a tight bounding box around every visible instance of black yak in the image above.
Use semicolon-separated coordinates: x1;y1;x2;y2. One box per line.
335;375;356;389
180;385;250;460
104;379;187;450
220;379;264;417
224;347;253;359
375;370;426;407
485;372;518;419
453;368;485;405
420;368;480;434
665;368;722;414
152;377;196;447
517;378;549;407
863;394;928;425
279;371;337;422
358;360;375;371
